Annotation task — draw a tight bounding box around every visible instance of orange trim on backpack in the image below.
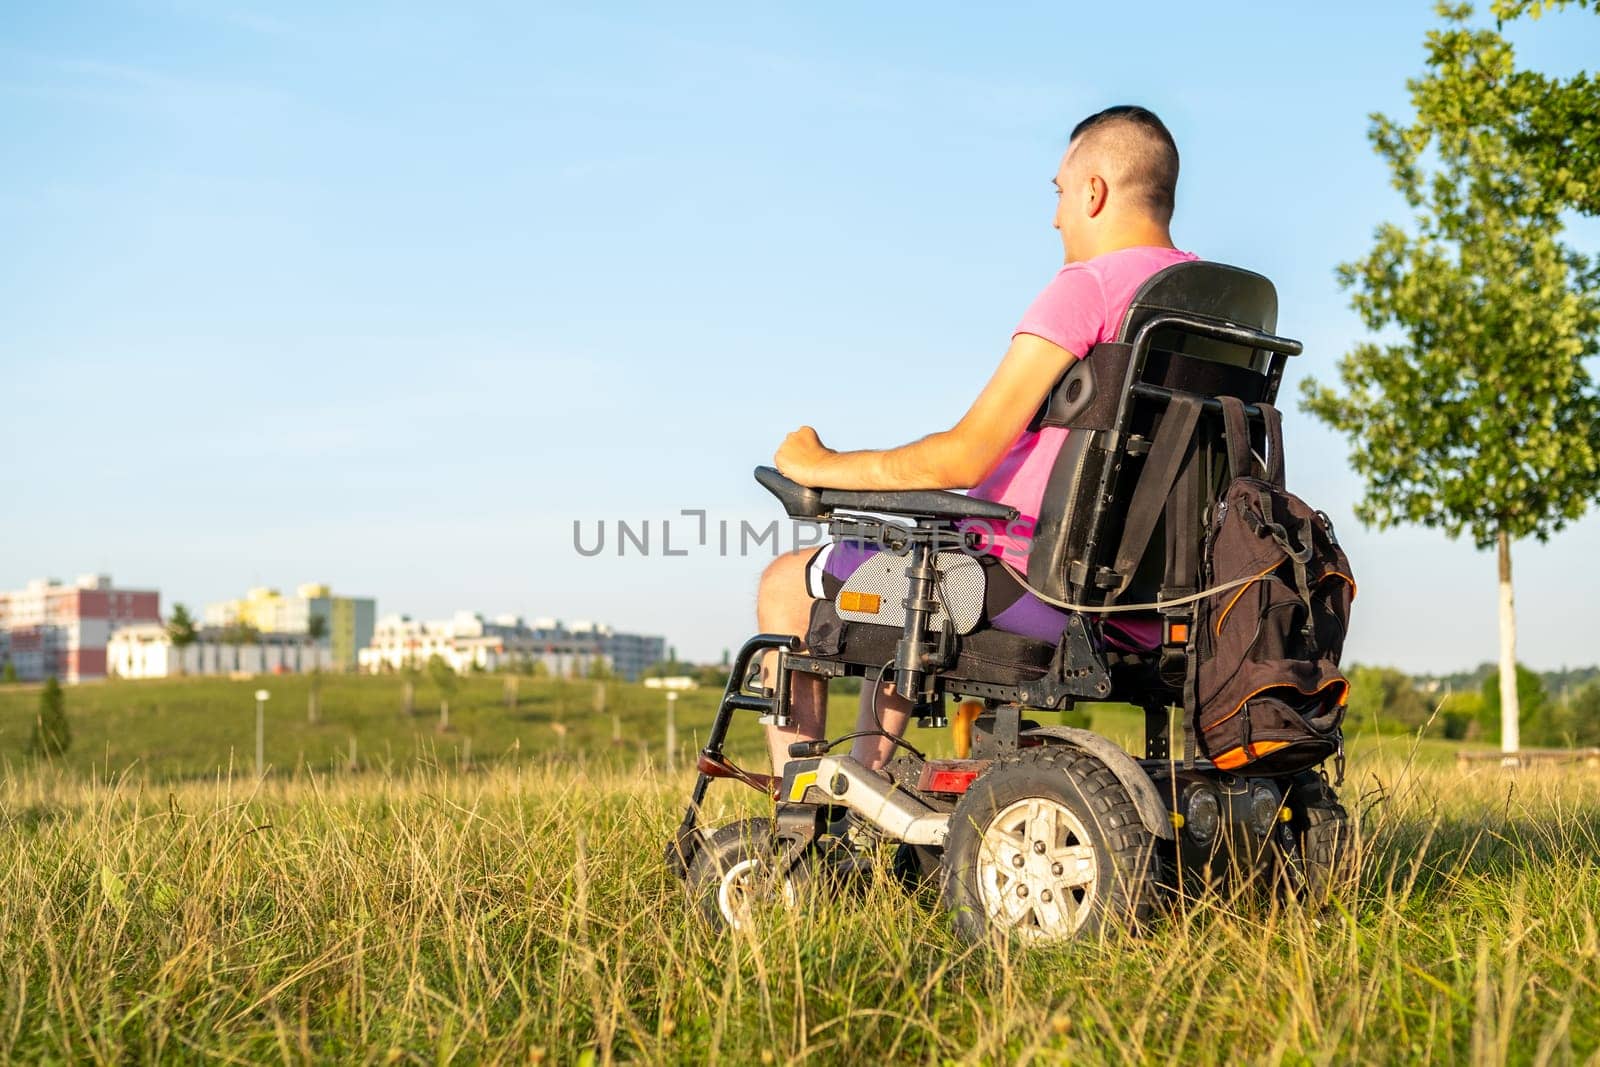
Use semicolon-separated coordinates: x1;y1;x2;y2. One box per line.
1213;740;1293;770
1320;571;1358;599
1204;677;1351;733
1215;561;1283;636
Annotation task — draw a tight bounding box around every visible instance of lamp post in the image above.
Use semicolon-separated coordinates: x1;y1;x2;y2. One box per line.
665;690;678;773
254;688;270;778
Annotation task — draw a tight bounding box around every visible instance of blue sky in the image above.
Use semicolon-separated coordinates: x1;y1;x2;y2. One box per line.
3;1;1597;672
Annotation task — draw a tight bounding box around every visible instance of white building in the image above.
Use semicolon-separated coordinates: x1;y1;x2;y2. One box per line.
0;575;161;682
108;624;331;679
357;612;666;679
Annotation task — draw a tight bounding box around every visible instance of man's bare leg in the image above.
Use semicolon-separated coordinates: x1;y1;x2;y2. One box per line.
851;678;912;769
756;550;827;774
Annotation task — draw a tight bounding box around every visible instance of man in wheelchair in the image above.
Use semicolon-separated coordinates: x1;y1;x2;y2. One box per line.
671;106;1354;943
757;106;1192;774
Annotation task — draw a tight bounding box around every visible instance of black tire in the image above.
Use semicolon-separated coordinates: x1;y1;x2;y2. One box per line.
940;748;1160;943
890;842;944;896
683;817;813;931
1279;771;1355;905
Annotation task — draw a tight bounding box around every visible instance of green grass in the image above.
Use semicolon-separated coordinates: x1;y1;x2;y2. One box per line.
0;674;1458;784
0;674;1583;1063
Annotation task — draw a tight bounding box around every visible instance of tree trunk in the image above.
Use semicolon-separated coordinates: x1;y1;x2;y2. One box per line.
402;679;415;716
1498;529;1521;763
438;698;450;733
307;678;320;725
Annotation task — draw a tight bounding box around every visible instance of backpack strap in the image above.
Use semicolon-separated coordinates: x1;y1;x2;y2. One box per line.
1110;394;1203;597
1259;402;1286;487
1217;395;1255;480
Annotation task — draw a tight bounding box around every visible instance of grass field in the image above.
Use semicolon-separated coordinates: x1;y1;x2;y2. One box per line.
0;673;1463;783
1;675;1594;1062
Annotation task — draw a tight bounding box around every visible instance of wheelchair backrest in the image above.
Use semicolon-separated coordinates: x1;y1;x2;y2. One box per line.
1024;260;1298;605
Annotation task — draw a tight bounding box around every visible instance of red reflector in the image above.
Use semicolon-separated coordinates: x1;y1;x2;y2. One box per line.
927;769;980;794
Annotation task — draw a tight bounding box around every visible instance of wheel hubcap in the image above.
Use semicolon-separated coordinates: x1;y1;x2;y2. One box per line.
716;856;798;930
976;797;1098;939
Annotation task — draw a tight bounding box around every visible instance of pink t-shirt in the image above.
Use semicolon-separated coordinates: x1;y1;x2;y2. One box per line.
971;245;1200;572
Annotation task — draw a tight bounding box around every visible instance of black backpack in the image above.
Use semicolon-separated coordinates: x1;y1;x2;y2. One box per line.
1187;397;1354;775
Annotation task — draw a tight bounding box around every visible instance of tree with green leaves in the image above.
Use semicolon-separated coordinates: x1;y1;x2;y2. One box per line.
1485;0;1600;214
305;613;329;723
1302;3;1600;760
31;676;71;758
2;661;16;684
1477;663;1550;743
1567;680;1600;747
400;660;420;716
306;613;329;661
166;603;198;676
1345;665;1433;735
428;654;457;732
220;621;261;646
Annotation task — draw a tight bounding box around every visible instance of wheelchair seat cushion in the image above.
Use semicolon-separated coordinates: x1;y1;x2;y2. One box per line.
803;540;1159;652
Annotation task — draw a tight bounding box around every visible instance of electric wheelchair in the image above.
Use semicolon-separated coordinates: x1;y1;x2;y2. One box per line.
667;261;1353;942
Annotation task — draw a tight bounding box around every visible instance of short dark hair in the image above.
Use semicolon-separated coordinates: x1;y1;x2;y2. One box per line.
1068;105;1180;222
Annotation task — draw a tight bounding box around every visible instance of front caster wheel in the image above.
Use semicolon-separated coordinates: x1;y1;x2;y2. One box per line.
684;818;811;931
941;748;1160;944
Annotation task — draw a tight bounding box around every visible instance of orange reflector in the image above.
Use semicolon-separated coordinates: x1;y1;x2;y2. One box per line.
839;591;881;613
1167;622;1189;644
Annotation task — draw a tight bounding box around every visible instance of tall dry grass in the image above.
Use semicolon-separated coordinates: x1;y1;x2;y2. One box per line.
1;750;1598;1064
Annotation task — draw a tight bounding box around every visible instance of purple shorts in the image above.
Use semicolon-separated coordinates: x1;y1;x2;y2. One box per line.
804;541;1160;652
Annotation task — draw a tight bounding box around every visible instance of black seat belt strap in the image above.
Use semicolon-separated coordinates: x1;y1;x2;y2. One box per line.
1164;438;1201;596
1110;394;1202;597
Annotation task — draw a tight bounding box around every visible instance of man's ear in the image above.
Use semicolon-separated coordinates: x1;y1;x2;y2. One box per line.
1085;174;1108;218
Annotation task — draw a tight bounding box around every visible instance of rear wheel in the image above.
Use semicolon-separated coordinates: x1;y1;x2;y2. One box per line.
1278;771;1355;905
941;748;1160;943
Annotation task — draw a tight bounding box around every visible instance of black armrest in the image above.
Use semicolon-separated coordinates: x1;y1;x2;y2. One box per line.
753;466;1017;523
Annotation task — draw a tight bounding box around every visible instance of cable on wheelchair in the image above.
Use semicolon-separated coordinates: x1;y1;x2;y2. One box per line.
1002;564;1269;614
820;730;927;762
868;658;895;732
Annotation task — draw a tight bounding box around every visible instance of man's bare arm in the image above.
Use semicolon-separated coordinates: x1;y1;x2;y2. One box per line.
773;332;1078;490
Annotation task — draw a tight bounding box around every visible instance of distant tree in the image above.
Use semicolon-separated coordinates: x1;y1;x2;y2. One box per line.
586;657;613;681
642;657;694;679
1302;5;1600;760
166;603;199;676
220;621;261;646
1478;664;1550;744
305;614;329;723
428;654;457;732
400;661;420;716
1346;665;1433;735
1437;690;1483;741
306;613;329;659
1567;681;1600;747
694;664;729;689
2;661;16;684
30;676;70;758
